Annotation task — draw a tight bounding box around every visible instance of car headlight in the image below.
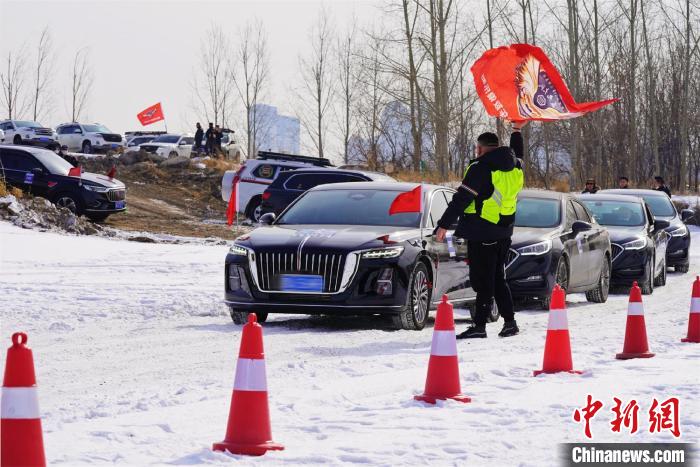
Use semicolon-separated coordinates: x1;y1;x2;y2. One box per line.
669;225;688;237
361;246;404;259
229;244;249;256
517;240;551;256
622;238;647;250
83;184;109;193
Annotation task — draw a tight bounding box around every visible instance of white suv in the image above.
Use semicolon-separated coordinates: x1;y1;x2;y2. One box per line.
137;134;194;159
0;120;58;148
221;151;334;222
55;123;125;154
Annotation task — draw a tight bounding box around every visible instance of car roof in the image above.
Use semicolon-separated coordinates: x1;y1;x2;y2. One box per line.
308;181;443;192
274;167;392;180
518;188;566;200
600;188;669;197
579;193;644;203
0;144;52;157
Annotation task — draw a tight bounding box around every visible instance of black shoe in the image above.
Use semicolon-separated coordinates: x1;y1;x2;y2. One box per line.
457;325;487;339
498;320;519;337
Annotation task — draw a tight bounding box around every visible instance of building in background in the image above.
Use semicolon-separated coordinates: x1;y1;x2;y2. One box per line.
251;104;300;155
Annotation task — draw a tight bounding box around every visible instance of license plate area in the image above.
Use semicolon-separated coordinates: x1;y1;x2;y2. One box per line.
115;200;125;209
279;274;323;293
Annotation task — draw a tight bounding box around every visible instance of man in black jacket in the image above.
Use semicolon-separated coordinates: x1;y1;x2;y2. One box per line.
435;122;526;338
193;123;204;155
654;176;671;197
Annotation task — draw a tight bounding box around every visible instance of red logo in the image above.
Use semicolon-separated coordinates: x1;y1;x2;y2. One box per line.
137;103;164;126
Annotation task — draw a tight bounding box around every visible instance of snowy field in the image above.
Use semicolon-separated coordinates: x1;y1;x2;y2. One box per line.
1;221;699;466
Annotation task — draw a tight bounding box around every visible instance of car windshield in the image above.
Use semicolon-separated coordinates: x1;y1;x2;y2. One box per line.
14;121;41;128
32;150;74;176
277;189;421;227
82;124;110;133
640;194;676;217
152;135;180;144
131;136;154;145
515;197;561;228
581;199;646;226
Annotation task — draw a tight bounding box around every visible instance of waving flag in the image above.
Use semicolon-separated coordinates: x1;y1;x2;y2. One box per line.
137;102;165;126
226;175;240;226
389;185;422;215
67;166;82;177
471;44;618;121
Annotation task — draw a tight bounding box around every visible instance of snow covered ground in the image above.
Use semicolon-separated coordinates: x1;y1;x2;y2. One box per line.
1;221;699;466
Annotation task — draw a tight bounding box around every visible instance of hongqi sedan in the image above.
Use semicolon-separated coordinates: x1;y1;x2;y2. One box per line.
224;182;477;330
507;190;612;309
580;193;669;294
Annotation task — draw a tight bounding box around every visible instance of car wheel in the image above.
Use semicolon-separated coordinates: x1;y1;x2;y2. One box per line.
468;301;500;323
675;262;690;273
586;256;610;303
87;213;110;223
246;196;263;223
653;258;667;287
82;141;92;154
169;151;178;158
640;256;654;295
541;255;569;309
392;262;431;331
229;308;268;325
13;135;21;144
54;193;82;215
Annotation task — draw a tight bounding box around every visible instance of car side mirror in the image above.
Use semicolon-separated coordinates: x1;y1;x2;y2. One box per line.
571;220;592;234
653;219;671;231
259;212;276;225
681;209;695;223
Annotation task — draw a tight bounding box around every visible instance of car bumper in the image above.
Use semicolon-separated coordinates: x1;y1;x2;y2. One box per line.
611;249;651;286
92;142;125;152
83;191;127;213
666;234;690;267
21;138;58;148
507;252;556;299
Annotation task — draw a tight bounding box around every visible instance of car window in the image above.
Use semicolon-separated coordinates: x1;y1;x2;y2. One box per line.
0;122;12;131
580;199;646;227
31;150;74;175
182;137;194;145
514;197;561;228
0;149;45;172
285;173;365;191
640;194;676;217
57;126;69;135
565;201;576;229
427;190;449;228
572;201;591;222
252;164;277;179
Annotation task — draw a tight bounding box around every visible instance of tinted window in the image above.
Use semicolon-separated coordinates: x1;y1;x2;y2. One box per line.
640;194;676;217
285;173;365;191
0;122;13;130
278;189;421;227
13;121;41;129
581;199;646;227
32;150;74;175
82;124;110;133
572;201;591;222
181;137;194;145
0;149;44;172
252;164;277;179
428;191;449;228
514;197;561;228
152;135;180;144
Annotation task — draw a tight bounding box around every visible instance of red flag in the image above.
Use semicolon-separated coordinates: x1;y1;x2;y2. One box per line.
389;185;422;215
106;166;116;179
137;102;165;126
226;175;239;226
68;166;82;177
471;44;618;121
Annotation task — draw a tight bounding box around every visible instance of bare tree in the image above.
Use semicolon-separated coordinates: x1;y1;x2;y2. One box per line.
71;48;92;122
232;19;271;158
0;49;28;120
336;19;358;165
192;24;234;128
32;27;54;122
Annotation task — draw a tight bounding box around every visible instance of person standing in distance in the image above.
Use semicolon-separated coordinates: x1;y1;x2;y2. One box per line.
435;121;526;338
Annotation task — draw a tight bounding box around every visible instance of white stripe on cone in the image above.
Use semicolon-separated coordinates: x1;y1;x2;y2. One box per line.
547;309;568;330
233;358;267;391
691;297;700;313
1;387;40;419
627;302;645;316
430;330;458;356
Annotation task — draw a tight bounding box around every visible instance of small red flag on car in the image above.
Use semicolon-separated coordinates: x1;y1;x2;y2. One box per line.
226;176;240;226
137;102;165;126
389;184;422;215
471;44;618;121
106;166;116;179
68;166;82;177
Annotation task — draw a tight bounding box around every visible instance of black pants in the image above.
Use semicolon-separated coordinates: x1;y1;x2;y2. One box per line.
468;238;515;327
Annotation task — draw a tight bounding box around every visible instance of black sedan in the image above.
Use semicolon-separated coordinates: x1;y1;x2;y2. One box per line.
506;190;612;309
601;189;692;273
225;182;476;330
0;145;126;221
579;194;669;294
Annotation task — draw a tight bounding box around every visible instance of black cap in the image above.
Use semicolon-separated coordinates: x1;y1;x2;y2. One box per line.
477;132;499;147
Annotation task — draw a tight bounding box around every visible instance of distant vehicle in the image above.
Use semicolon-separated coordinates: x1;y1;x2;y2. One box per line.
224;182;477;330
218;130;243;161
55;123;125;154
0;129;4;143
124;131;167;144
0;145;126;222
580;194;669;294
0;120;58;149
123;135;157;154
507;190;612;309
261;168;395;217
221;151;334;222
602;189;692;273
138;134;194;159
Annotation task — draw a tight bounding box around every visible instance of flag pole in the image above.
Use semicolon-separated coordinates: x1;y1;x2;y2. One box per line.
420;160;424;248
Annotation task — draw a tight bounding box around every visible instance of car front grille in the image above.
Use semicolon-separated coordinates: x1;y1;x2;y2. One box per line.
611;243;623;262
106;189;125;201
34;128;53;136
100;133;122;143
505;248;519;269
253;250;346;293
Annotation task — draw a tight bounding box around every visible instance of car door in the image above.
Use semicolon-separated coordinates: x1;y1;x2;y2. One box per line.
559;199;587;289
66;125;82;150
178;137;194;157
572;199;604;285
645;204;668;275
0;148;49;197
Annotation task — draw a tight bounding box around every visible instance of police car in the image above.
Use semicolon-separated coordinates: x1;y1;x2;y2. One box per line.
221;151;334;222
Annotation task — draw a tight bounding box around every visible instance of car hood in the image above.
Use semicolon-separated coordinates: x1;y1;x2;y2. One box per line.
242;224;418;250
79;172;126;189
511;226;560;248
602;225;646;243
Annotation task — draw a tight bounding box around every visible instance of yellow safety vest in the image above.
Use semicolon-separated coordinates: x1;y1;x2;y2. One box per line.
464;162;524;224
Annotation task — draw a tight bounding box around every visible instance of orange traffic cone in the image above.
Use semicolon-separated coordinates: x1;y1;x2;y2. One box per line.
616;281;655;359
414;295;471;404
534;285;582;376
681;276;700;343
213;314;283;456
1;332;46;467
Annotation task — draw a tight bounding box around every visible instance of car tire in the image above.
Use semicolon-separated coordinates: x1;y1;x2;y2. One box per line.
229;308;268;325
392;262;431;331
169;151;178;158
82;141;92;154
87;213;110;223
653;259;667;287
541;255;569;310
54;192;83;215
586;256;610;303
675;262;690;273
468;301;500;323
245;196;263;223
640;256;654;295
13;135;21;145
